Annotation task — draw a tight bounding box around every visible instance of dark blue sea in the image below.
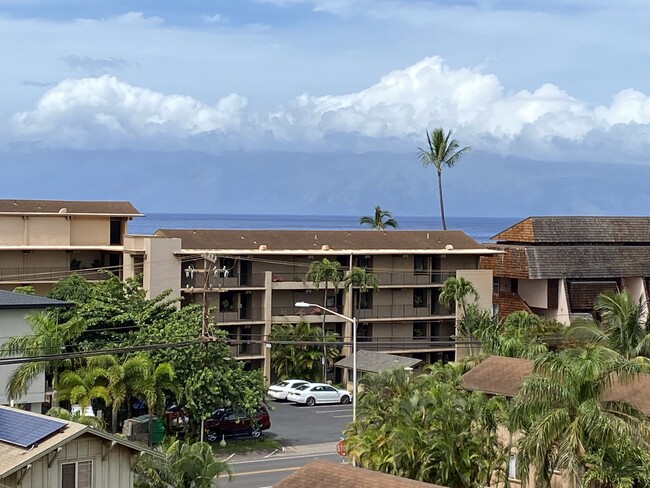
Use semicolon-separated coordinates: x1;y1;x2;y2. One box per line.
128;214;518;243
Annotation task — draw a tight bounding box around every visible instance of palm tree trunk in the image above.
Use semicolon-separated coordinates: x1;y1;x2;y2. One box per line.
52;368;60;408
437;169;446;230
322;286;328;383
112;403;119;433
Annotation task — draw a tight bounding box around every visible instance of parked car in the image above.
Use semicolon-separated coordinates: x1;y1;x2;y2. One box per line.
204;404;271;441
267;379;311;400
286;383;352;406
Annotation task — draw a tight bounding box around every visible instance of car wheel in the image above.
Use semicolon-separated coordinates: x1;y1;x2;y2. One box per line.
206;431;219;443
306;397;316;407
251;427;262;438
340;395;351;405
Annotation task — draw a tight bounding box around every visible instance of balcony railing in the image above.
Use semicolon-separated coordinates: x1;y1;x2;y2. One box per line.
211;308;265;322
181;273;266;289
357;335;455;352
355;304;454;319
0;267;113;282
373;271;456;286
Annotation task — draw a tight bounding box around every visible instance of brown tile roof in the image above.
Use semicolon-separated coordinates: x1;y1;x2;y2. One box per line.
492;217;650;244
0;199;142;216
460;356;650;417
494;292;532;318
567;281;619;312
273;460;448;488
154;229;493;253
335;350;422;373
460;356;533;397
484;244;650;279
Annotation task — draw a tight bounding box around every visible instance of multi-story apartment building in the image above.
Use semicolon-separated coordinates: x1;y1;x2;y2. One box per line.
480;216;650;324
129;229;497;380
0;200;142;295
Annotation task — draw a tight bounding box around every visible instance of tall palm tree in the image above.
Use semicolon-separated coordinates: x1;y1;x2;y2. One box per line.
0;311;86;405
359;206;398;230
509;346;650;487
439;276;479;355
418;128;471;230
305;258;343;382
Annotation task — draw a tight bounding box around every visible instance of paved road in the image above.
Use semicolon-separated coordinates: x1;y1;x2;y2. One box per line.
222;400;353;487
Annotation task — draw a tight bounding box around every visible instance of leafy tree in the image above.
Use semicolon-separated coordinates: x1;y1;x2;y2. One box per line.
135;439;233;488
47;274;93;322
359;206;398;230
12;285;35;295
566;290;650;361
132;305;265;437
439;277;479;355
346;364;509;486
46;406;105;429
57;365;111;414
418;127;471;230
509;346;650;487
0;311;86;405
269;321;341;381
305;258;343;381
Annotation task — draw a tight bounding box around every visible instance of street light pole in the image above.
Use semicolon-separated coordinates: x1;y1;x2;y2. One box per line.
295;301;358;423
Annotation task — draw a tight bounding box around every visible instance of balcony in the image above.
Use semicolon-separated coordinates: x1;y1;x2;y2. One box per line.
0;267;113;283
211;308;265;323
355;304;454;319
181;272;266;290
357;335;455;352
373;271;456;287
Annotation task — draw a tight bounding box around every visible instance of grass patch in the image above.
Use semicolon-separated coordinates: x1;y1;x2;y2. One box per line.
210;437;282;454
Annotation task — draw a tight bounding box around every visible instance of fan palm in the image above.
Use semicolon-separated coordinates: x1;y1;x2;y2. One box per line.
418;128;471;230
509;346;650;487
359;206;398;230
0;311;86;405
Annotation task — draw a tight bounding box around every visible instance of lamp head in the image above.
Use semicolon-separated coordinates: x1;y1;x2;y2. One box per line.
295;301;311;308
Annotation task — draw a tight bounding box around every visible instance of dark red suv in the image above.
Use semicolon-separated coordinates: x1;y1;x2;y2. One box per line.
204;405;271;441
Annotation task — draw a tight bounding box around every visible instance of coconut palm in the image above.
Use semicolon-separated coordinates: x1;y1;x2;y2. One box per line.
305;258;343;381
269;321;340;381
418;128;471;230
359;206;398;230
566;290;650;361
0;311;86;405
439;277;480;355
509;346;650;487
343;266;379;312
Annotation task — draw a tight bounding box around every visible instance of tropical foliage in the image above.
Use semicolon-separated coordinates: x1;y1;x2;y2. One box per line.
418;127;471;230
346;364;509;487
269;321;341;381
509;346;650;487
439;276;479;355
135;439;233;488
359;205;398;230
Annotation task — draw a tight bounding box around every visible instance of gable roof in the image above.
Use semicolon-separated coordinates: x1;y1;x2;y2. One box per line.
273;459;448;488
460;355;650;417
0;406;156;479
0;290;71;309
0;199;142;217
484;244;650;279
492;216;650;244
154;229;497;255
334;350;422;373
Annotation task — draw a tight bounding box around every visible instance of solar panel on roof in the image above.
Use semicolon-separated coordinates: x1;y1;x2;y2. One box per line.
0;409;67;448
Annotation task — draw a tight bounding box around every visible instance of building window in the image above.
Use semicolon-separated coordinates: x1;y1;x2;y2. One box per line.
62;460;93;488
357;323;372;342
356;290;373;309
493;277;500;294
492;304;499;322
413;289;427;308
414;255;428;273
413;322;427;339
508;454;519;480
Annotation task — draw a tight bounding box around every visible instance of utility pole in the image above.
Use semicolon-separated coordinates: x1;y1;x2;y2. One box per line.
201;253;219;340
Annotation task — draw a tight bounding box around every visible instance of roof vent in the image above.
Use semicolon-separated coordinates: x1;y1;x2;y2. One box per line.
59;208;67;214
445;244;454;251
258;244;268;251
321;245;330;251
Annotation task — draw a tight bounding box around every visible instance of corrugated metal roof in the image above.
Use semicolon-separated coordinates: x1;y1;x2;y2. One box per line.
334;350;422;373
154;229;490;253
0;199;142;216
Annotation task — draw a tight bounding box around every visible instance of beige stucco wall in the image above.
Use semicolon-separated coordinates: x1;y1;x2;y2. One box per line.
26;217;71;246
70;217;110;246
0;217;25;246
0;309;46;405
554;279;571;325
518;279;548;309
456;269;493;313
2;435;135;488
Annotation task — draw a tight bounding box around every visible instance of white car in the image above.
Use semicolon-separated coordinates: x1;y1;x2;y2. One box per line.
286;383;352;406
267;379;311;401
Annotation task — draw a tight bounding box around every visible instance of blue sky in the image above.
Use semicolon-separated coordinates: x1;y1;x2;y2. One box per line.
2;0;650;219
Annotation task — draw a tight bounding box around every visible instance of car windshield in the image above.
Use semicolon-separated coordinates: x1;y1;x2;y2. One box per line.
295;384;310;391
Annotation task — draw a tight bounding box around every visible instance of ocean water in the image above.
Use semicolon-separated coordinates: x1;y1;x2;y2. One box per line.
128;214;519;243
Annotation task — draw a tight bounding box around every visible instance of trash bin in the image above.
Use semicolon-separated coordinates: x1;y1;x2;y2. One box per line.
151;418;166;445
